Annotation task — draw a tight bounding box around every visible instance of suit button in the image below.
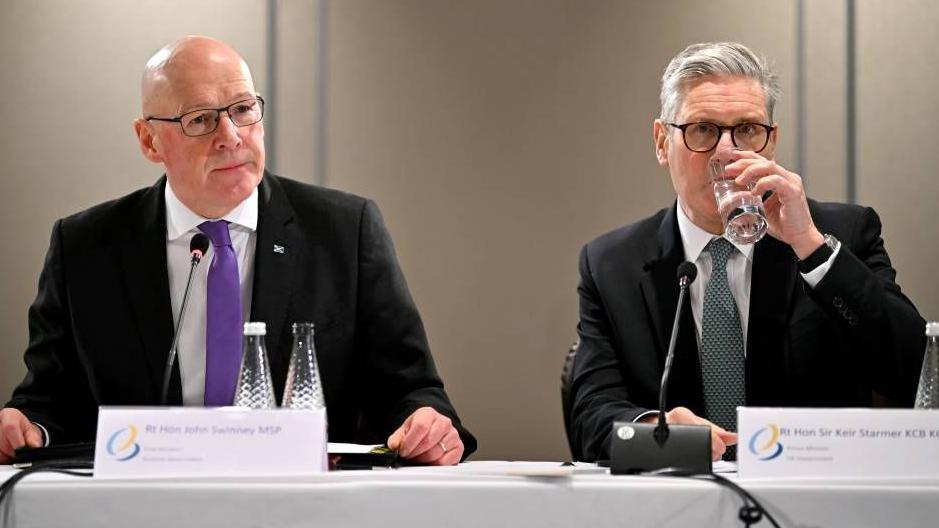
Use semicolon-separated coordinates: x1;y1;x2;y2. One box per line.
833;297;844;308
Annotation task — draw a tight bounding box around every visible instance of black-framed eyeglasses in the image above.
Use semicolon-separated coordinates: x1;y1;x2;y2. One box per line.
145;96;265;137
667;121;775;153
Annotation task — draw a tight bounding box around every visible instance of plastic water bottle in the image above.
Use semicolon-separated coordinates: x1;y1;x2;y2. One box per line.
282;322;327;411
914;322;939;409
233;322;277;409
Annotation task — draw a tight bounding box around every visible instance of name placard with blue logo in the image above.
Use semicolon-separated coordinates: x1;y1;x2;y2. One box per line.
94;407;327;478
738;407;939;478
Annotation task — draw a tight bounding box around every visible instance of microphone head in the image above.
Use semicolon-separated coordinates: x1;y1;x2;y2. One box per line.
190;233;210;261
677;261;698;284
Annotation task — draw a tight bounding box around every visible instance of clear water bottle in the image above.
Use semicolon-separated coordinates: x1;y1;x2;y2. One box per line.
914;322;939;409
282;322;327;411
233;322;277;409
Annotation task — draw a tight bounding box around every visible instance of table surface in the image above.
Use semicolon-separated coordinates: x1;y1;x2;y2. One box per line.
3;461;938;528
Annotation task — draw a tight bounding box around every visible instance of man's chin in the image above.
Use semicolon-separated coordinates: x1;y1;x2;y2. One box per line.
683;205;723;234
226;178;261;201
206;172;260;205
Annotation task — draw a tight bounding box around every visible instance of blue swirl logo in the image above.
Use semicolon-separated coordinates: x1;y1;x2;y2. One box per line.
748;423;784;461
107;425;141;461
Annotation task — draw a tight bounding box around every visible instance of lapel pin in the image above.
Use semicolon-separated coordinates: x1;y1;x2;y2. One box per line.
273;244;286;254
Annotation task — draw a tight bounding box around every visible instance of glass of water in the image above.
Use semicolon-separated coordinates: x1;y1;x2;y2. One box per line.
708;148;767;244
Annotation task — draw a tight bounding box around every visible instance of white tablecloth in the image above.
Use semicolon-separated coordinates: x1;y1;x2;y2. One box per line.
2;461;938;527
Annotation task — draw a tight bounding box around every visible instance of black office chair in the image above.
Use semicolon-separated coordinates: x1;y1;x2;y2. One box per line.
560;338;581;461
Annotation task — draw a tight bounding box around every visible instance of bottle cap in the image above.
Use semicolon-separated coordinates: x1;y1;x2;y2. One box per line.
292;322;315;333
243;322;267;335
927;322;939;337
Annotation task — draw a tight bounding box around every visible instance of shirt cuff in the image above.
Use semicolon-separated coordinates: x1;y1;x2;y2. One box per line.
32;421;51;447
800;238;842;288
632;410;659;423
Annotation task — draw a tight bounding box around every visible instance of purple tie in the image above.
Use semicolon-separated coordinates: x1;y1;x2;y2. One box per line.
198;220;243;406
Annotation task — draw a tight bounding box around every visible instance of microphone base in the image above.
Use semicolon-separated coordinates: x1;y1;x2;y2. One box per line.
610;421;712;474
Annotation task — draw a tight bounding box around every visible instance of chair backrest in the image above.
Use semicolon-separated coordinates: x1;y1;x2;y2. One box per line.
560;338;581;461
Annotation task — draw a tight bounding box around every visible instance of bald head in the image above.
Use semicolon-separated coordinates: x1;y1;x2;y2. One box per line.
134;36;265;219
141;36;256;116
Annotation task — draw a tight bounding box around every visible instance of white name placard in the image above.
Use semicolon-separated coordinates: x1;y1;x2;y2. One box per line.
94;406;326;479
738;407;939;478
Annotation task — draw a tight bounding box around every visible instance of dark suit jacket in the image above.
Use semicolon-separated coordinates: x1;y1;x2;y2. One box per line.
570;200;925;461
7;173;476;458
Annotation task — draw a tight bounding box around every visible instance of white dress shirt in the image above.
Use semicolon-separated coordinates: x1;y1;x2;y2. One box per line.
165;183;258;406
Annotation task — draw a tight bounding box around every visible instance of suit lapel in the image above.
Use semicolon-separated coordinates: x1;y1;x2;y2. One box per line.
250;173;301;397
118;178;176;403
746;234;798;405
639;203;705;413
639;208;681;359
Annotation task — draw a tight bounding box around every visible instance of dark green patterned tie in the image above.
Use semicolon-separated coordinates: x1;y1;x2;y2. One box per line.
700;237;746;446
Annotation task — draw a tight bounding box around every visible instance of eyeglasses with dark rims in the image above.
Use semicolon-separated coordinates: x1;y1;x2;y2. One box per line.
667;121;775;153
146;96;265;137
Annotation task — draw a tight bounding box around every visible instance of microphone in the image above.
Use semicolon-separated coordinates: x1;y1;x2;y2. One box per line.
160;233;210;405
610;261;711;474
655;261;698;442
189;233;210;265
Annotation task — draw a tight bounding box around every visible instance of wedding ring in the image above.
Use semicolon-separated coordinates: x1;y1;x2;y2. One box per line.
439;441;448;453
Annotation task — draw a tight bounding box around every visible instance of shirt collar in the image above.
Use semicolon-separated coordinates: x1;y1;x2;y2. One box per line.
165;180;259;241
675;197;754;263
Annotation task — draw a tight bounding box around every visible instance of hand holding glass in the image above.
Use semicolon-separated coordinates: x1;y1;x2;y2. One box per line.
708;149;767;244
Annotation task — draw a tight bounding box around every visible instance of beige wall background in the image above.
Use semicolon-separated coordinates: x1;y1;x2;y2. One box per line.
1;0;936;461
856;1;939;324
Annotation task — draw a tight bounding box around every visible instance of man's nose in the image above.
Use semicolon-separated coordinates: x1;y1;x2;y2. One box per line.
213;113;243;150
716;128;735;151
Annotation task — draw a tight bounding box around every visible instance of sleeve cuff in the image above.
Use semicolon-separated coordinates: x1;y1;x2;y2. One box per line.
632;410;659;423
801;238;842;288
32;421;51;447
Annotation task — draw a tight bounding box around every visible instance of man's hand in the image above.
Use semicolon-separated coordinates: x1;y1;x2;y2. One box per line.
387;407;463;466
0;408;44;464
640;406;737;461
725;151;825;259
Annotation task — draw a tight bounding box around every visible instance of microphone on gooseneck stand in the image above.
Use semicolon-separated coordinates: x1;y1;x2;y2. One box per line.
641;262;783;528
160;233;211;406
610;261;711;474
655;261;699;443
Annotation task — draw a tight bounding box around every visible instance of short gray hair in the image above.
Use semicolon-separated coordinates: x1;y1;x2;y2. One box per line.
659;42;781;123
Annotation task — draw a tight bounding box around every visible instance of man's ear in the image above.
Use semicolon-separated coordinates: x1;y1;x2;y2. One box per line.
653;119;670;168
133;118;164;163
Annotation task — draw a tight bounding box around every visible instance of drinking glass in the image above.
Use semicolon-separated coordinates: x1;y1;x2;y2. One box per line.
708;148;767;244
